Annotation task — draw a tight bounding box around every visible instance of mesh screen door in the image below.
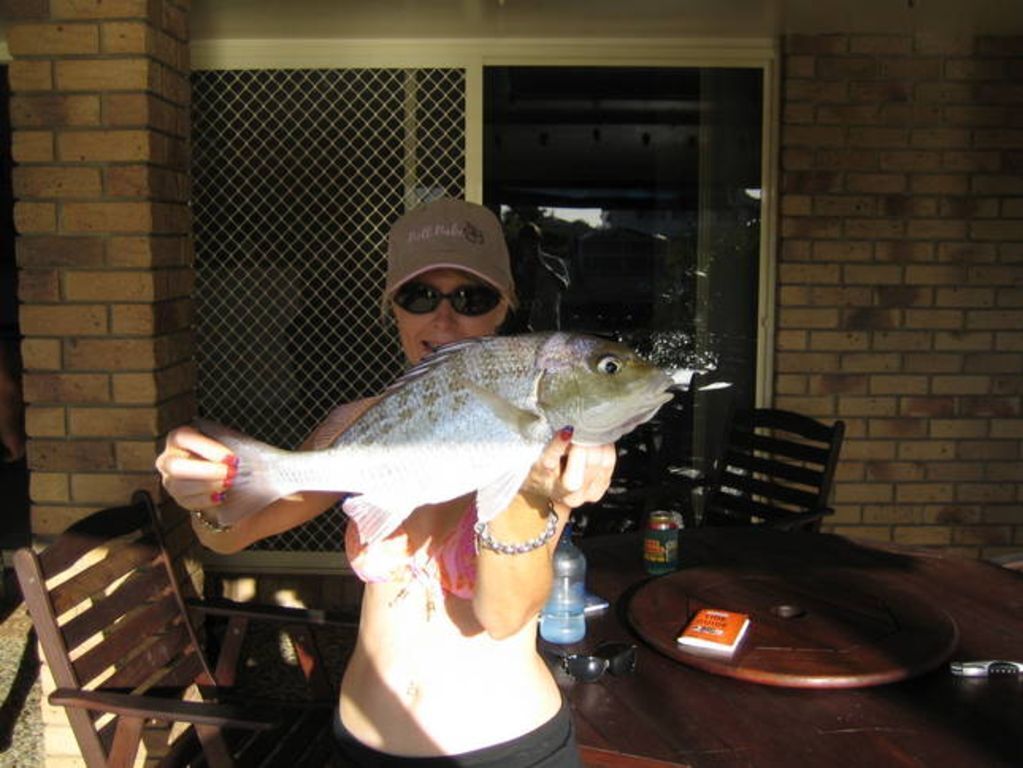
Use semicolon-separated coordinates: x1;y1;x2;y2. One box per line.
191;68;466;551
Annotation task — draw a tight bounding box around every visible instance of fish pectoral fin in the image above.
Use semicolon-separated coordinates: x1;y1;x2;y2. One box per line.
465;382;543;438
342;496;409;545
475;462;535;524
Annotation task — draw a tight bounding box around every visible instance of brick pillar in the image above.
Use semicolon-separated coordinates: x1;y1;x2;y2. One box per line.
778;33;1023;558
8;0;194;536
7;1;194;763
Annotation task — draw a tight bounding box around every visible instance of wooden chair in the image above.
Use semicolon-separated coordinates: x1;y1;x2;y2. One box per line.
13;490;357;767
701;408;845;532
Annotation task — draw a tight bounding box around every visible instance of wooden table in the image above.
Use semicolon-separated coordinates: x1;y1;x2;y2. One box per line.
550;528;1023;768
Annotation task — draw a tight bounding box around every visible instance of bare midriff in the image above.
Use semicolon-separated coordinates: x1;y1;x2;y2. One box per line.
338;578;562;756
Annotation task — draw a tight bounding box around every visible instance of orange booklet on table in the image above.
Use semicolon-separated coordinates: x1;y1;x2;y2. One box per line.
676;608;751;654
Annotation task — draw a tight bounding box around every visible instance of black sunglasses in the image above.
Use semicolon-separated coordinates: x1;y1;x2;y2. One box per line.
553;642;638;683
393;281;502;317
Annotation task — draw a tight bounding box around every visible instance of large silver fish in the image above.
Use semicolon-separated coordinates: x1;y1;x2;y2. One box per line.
197;332;675;543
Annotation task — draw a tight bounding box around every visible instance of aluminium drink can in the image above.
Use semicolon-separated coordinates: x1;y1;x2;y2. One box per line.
643;511;679;575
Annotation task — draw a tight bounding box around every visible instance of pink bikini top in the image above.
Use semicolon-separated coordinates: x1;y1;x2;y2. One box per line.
344;502;478;600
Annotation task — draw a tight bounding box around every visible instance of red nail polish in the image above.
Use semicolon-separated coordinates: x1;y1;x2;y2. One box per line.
559;426;574;441
223;455;240;469
225;463;238;482
222;476;234;491
210;491;225;504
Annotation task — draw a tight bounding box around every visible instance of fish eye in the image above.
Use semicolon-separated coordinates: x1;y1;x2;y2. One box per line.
596;355;622;375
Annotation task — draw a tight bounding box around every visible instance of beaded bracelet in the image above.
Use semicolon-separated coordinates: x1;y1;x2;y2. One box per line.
473;503;559;555
192;509;232;533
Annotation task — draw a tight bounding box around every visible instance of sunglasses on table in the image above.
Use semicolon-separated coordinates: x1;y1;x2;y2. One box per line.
551;641;638;683
393;281;503;316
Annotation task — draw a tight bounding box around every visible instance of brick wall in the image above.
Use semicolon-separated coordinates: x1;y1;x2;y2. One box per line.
7;1;195;763
778;33;1023;557
7;0;194;539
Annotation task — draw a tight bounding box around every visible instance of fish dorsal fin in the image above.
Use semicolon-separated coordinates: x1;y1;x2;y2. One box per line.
380;337;484;396
475;461;537;524
465;380;546;440
309;397;380;449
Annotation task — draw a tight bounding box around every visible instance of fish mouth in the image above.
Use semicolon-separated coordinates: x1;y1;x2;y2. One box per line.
571;382;676;446
618;389;676;428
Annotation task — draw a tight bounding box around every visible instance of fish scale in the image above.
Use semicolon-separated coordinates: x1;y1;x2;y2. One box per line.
196;332;676;543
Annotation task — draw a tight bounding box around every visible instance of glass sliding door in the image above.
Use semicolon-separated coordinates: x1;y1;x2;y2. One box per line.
484;65;763;531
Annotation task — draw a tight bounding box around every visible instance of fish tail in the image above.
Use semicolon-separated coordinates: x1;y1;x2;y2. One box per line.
194;418;295;527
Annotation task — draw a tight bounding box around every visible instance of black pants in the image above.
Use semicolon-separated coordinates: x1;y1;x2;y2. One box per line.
331;700;581;768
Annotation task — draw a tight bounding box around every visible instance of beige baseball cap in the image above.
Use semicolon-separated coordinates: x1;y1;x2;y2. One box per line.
384;198;516;306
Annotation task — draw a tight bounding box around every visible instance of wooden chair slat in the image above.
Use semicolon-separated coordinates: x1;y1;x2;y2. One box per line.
719;470;821;510
101;622;191;690
62;567;172;650
731;429;832;466
713;491;798;523
722;449;827;489
705;409;845;532
146;648;205;690
73;593;183;686
50;538;160;617
734;407;837;443
38;502;151;577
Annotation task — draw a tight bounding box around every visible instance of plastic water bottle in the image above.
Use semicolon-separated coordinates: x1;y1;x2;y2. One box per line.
540;523;587;644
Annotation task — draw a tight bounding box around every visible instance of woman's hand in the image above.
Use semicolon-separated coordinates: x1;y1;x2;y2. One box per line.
523;427;617;509
156;424;339;553
154;425;236;512
474;429;616;638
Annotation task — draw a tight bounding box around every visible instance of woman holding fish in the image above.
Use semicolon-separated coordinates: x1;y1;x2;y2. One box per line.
155;198;675;766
